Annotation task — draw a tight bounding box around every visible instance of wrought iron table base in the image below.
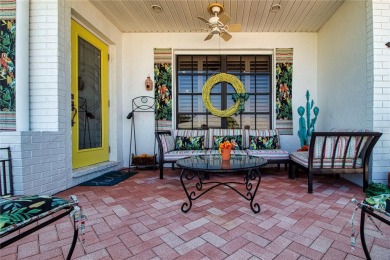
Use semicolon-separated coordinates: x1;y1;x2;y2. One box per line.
180;168;262;214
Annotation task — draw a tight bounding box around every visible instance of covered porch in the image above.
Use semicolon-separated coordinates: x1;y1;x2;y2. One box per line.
0;0;389;196
1;168;389;259
0;0;389;259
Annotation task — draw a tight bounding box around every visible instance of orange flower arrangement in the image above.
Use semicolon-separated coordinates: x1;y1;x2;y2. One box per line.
219;141;234;160
219;141;235;150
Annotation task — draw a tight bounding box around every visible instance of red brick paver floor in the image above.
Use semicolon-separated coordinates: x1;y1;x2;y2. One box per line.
1;168;389;259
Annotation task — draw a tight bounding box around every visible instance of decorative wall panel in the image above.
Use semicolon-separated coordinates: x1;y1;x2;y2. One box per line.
275;48;293;135
0;0;16;131
154;48;172;130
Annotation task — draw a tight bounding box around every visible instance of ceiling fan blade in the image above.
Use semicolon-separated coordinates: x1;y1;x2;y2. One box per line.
220;32;232;41
218;12;231;25
204;32;214;41
197;16;209;23
227;24;241;32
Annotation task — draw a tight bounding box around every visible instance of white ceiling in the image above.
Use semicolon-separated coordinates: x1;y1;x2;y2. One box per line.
90;0;345;33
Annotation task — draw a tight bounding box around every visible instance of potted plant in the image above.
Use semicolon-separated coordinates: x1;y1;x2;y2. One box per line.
219;141;235;160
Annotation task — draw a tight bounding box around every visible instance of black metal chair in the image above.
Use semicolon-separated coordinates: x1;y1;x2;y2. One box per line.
0;147;83;260
0;147;13;196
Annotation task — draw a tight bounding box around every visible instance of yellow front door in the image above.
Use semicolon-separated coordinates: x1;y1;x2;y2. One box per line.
71;20;109;169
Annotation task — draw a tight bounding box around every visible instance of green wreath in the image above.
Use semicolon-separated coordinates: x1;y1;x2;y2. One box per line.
202;73;247;117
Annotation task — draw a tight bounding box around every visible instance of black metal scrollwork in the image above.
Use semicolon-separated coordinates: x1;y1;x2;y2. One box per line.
180;167;262;214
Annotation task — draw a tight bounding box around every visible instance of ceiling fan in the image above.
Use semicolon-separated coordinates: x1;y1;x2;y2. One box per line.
196;3;241;42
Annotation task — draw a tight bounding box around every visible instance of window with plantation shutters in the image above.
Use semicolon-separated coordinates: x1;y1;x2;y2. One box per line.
176;55;272;130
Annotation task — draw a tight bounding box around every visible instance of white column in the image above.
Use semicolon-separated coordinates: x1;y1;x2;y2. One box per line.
15;0;30;131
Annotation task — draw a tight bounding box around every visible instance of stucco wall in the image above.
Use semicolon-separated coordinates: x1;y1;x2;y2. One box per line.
318;0;390;184
317;0;368;131
121;33;318;165
317;0;368;186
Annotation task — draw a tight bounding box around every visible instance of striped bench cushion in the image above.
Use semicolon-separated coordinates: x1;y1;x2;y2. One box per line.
330;129;369;133
206;149;248;156
290;151;362;168
312;136;368;159
246;149;289;160
159;134;176;153
164;150;208;162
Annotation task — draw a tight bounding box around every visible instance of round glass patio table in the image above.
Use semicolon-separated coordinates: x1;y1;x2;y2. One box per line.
176;155;267;214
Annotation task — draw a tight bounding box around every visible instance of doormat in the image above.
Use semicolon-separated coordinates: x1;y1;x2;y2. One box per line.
78;170;138;186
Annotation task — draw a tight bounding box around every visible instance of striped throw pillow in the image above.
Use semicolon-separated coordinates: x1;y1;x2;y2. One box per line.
159;135;175;153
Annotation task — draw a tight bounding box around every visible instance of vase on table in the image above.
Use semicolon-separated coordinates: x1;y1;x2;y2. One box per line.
221;160;231;169
221;148;231;161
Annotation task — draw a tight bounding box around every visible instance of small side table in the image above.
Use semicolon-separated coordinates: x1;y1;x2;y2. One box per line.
351;194;390;260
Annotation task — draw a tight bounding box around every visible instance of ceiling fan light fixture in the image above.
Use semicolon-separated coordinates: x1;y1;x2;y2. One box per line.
207;3;224;14
151;4;163;13
211;6;221;14
270;4;281;12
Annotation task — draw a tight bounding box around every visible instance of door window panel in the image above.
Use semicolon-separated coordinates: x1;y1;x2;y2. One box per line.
78;37;102;150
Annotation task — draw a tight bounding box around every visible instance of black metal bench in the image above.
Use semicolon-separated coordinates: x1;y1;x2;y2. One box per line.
289;131;382;193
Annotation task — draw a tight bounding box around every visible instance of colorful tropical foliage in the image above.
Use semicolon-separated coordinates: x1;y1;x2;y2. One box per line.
275;62;292;120
0;195;73;233
175;136;204;150
249;135;279;150
213;135;243;150
0;19;16;112
154;63;172;120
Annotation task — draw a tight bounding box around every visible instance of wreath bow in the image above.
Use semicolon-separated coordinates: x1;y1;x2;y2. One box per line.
232;93;249;115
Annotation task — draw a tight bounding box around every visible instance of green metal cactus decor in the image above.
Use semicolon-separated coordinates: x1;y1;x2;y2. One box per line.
297;90;319;147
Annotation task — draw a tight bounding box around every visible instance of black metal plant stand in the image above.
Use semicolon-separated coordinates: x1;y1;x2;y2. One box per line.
127;96;157;168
